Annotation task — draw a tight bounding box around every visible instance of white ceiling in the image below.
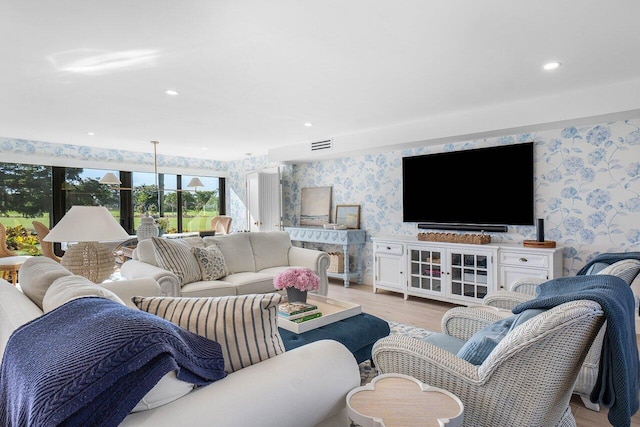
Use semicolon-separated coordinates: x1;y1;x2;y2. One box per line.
2;1;640;162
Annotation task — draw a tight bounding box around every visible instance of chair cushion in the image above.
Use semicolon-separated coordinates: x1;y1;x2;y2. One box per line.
191;245;228;280
249;231;292;271
203;233;256;274
132;293;285;373
422;332;466;354
151;237;201;286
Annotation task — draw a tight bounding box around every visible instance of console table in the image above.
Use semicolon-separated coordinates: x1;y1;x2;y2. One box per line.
284;227;366;287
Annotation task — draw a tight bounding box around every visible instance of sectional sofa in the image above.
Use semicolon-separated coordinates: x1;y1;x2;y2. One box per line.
0;257;360;426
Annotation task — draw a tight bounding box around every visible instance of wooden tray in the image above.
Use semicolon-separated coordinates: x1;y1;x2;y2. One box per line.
523;240;556;248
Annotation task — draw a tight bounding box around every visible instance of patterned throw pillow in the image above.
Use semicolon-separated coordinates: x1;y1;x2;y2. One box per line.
132;293;285;373
191;245;228;280
150;237;202;286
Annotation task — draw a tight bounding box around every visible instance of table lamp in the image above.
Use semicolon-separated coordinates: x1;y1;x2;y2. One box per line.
43;206;131;283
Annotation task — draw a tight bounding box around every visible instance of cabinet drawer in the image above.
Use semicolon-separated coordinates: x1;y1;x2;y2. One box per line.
500;251;548;269
374;242;404;255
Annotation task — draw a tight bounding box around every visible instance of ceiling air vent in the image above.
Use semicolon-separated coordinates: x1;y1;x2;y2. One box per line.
310;139;333;152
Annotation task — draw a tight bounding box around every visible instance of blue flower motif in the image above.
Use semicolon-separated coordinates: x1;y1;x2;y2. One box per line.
587;148;607;166
578;167;595;182
627;229;640;244
579;228;596;244
585;189;610;209
625;129;640;146
586;125;611;146
547;138;562;151
564;156;584;172
626;197;640;212
587;211;606;228
548;197;562;210
564;216;584;233
561;187;579;199
545;169;563;183
561;127;578;138
627;162;640;178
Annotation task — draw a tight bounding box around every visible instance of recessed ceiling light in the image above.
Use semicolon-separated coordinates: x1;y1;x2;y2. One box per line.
165;89;179;96
87;132;95;136
304;122;313;127
543;62;561;70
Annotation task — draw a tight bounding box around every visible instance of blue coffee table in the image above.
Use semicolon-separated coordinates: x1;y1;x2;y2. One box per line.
278;312;391;364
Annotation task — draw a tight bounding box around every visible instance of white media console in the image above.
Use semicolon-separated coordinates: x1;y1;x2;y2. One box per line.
372;236;563;306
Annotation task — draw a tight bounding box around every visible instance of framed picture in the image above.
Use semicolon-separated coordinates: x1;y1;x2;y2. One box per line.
300;186;332;226
335;204;360;229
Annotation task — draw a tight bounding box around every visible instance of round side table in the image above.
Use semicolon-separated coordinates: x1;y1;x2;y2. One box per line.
346;373;464;427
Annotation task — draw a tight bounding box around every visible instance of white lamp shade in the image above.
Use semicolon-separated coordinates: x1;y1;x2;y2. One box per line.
186;177;204;188
44;206;130;243
99;172;122;185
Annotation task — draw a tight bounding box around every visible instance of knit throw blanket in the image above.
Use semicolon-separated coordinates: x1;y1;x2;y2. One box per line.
576;251;640;276
0;298;226;426
513;275;640;427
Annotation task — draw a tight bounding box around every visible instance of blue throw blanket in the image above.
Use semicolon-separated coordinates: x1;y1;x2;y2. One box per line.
0;297;226;426
513;275;640;427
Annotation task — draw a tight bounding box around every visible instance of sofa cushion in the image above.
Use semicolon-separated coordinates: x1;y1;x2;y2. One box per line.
191;245;228;281
151;237;201;286
134;239;159;266
18;257;72;309
250;231;292;272
204;233;256;274
42;275;125;313
220;272;278;295
132;293;285;373
180;280;237;298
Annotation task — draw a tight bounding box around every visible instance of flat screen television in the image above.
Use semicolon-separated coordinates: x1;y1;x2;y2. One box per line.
402;142;534;232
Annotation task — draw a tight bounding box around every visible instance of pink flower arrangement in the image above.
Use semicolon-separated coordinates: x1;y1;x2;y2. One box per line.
274;267;320;292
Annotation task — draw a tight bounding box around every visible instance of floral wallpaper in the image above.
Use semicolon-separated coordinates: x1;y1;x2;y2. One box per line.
280;119;640;280
2;118;639;284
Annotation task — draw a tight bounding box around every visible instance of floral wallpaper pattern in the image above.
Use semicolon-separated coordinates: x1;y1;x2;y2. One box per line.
2;118;639;284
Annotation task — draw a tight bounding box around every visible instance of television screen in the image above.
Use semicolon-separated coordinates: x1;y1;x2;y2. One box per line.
402;142;534;229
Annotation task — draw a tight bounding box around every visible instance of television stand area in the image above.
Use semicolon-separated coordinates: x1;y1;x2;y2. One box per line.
372;235;563;306
284;227;366;287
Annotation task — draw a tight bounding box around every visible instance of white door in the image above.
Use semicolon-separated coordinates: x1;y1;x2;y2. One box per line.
246;167;282;232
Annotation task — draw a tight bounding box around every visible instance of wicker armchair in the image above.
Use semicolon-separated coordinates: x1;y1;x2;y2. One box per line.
32;221;62;263
0;223;33;285
372;300;605;427
482;259;640;412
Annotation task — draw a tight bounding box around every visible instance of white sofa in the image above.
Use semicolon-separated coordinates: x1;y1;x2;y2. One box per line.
120;231;331;297
0;257;360;426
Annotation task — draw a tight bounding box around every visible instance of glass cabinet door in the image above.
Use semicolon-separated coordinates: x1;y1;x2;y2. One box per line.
409;247;443;294
449;251;489;300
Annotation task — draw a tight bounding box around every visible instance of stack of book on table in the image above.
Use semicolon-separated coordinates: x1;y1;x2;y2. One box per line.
278;301;322;323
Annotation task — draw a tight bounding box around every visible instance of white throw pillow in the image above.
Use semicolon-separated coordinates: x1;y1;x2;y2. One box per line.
191;245;228;280
151;237;202;286
43;275;125;313
130;371;194;413
132;293;285;373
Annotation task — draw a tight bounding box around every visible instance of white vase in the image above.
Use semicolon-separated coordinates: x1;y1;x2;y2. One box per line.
137;216;159;241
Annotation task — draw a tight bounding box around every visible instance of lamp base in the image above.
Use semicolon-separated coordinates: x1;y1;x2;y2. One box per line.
61;242;115;283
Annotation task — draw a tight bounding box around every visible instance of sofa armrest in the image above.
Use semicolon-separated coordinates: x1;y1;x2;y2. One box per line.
101;278;162;308
288;246;331;296
120;260;180;296
121;339;360;427
441;305;512;341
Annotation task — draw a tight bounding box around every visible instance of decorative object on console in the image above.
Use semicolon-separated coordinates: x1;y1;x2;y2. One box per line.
523;218;557;247
274;267;321;303
137;214;159;241
300;186;332;226
335;204;361;229
536;218;545;242
417;232;491;245
43;206;130;283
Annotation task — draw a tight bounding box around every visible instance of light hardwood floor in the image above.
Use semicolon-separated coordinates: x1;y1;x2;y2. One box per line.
325;278;640;427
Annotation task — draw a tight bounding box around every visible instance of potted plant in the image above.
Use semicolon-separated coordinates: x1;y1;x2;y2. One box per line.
274;267;320;303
